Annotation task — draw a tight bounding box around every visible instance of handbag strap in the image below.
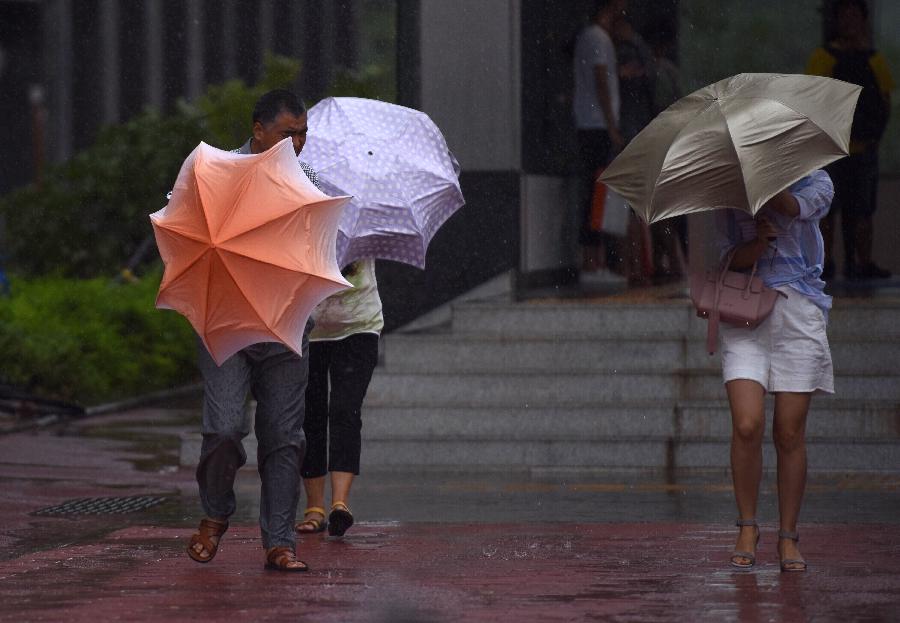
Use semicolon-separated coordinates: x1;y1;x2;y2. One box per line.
706;248;759;355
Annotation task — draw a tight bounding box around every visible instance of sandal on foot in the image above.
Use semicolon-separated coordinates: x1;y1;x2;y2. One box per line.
296;506;328;534
264;546;309;572
187;518;229;563
730;518;760;569
328;501;354;537
778;530;808;572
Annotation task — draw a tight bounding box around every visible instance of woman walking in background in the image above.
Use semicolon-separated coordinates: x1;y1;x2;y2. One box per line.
716;170;835;572
296;259;382;537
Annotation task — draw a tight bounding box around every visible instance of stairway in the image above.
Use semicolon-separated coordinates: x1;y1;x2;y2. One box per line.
360;292;900;474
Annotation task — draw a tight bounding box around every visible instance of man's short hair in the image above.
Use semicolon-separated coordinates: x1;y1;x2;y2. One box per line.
252;89;306;126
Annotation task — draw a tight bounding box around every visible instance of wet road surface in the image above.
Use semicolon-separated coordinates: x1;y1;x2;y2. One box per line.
1;408;898;622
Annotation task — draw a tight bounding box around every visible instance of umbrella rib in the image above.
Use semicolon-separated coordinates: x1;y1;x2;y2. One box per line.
217;247;348;287
712;103;752;211
395;177;424;234
207;250;271;339
645;100;719;215
726;95;841;148
204;167;258;243
161;248;210;289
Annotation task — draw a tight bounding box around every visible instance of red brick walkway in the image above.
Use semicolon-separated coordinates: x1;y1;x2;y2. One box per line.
1;521;898;622
2;410;899;622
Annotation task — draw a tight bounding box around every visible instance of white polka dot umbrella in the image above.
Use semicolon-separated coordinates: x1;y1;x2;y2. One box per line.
303;97;465;269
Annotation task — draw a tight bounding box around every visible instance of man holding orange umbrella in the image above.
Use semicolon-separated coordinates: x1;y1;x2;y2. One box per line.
154;89;350;572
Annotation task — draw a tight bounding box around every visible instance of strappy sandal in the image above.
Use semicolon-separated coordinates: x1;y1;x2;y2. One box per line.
296;506;328;534
328;501;354;537
264;546;309;572
187;518;229;563
730;518;760;569
778;530;808;572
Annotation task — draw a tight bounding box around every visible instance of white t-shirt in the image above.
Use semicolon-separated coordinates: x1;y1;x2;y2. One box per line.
310;259;384;341
572;23;620;130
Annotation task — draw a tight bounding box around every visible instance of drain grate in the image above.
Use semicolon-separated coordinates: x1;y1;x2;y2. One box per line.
32;495;167;516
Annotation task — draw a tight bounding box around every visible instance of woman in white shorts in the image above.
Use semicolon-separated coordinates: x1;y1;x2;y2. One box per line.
715;169;835;572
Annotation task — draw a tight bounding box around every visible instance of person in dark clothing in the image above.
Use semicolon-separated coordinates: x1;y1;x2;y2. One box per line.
807;0;894;280
612;15;656;285
572;0;628;279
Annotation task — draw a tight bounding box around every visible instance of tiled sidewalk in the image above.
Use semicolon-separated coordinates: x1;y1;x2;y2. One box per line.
1;522;898;622
1;409;898;622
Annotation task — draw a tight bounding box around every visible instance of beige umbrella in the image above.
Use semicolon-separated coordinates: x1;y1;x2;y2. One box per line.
598;73;861;223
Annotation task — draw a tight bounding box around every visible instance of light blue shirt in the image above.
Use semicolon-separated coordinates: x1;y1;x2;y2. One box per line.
715;170;835;313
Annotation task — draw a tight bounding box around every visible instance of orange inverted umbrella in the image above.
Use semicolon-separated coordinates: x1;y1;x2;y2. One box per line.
150;138;351;365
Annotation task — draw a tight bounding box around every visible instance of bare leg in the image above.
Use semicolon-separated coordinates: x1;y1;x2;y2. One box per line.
726;379;766;564
331;471;355;507
773;392;811;569
298;476;327;532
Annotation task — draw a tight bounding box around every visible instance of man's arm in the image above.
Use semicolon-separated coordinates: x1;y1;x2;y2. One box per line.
593;65;624;149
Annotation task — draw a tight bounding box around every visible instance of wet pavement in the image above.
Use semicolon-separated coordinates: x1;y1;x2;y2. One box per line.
1;408;899;622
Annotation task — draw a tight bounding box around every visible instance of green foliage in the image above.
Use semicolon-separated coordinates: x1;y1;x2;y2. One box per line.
0;272;196;405
0;112;204;278
187;54;303;149
0;53;302;279
329;64;396;102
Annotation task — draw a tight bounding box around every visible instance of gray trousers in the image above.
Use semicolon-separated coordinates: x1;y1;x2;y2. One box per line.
196;322;311;550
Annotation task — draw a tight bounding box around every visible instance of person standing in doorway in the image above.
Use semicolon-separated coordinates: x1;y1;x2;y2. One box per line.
295;259;383;538
806;0;893;280
572;0;627;280
186;89;320;573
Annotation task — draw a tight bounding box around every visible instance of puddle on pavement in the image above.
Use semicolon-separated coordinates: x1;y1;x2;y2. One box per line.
64;411;199;473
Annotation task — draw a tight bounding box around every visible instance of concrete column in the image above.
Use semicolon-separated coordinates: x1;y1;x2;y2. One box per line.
186;0;204;100
99;0;119;125
222;0;238;79
43;0;73;161
418;0;521;171
396;0;421;109
288;0;306;59
259;0;274;73
144;0;164;110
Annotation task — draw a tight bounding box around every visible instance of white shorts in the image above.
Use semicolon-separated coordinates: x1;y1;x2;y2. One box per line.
720;287;834;394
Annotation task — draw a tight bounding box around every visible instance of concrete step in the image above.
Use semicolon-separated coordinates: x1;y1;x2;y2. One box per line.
361;402;900;440
450;301;699;337
450;299;900;339
365;369;900;406
383;333;900;374
179;431;900;472
383;334;689;372
361;437;900;472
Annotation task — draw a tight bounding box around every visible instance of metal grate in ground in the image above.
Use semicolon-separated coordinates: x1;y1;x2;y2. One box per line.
31;495;167;516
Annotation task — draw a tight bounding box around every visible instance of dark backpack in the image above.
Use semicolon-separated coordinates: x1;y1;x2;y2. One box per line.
827;45;889;142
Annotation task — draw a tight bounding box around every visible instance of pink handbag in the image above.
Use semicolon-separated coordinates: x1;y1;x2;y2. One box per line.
690;249;785;355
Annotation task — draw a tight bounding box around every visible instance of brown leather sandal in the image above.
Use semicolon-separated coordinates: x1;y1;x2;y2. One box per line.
264;546;309;572
187;518;229;563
